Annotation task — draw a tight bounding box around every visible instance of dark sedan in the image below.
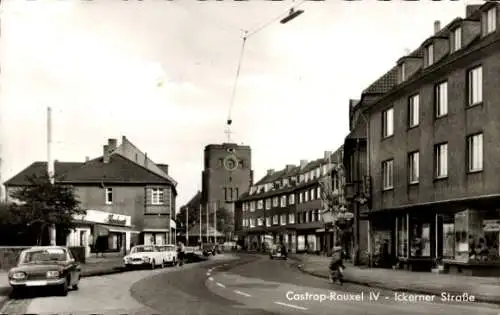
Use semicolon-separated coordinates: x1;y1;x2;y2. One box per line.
269;244;287;260
8;246;81;297
201;243;217;256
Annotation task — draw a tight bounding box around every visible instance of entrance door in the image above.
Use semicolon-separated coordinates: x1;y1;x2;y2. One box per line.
155;233;165;245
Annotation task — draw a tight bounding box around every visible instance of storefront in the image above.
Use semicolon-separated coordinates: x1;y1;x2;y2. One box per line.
69;210;140;257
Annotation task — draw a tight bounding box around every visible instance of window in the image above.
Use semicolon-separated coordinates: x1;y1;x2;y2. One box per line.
257;200;263;210
322;164;328;176
408;94;419;127
265;199;271;210
435;143;448;178
272;215;279;225
257;217;263;226
382;159;394;190
451;27;462;52
242;202;247;212
315;168;321;178
299;192;303;203
282;178;289;186
304;190;309;202
151;188;164;205
408;151;420;184
310;188;315;200
289;194;295;205
382;108;394;138
467;133;483;172
266;217;271;227
435;81;448;117
486;7;497;34
280;214;287;225
249;218;255;228
272;197;279;207
316;187;321;199
400;63;406;82
305;173;309;182
396;216;408;258
280;196;287;207
425;44;434;66
468;66;483;106
105;188;113;204
288;213;295;224
250;201;256;212
242;219;246;227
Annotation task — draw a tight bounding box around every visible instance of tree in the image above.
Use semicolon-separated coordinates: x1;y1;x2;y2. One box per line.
176;205;201;231
216;207;234;235
9;173;85;245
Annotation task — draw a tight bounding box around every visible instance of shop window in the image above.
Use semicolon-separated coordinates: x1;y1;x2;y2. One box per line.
396;216;408;257
442;223;455;258
410;222;431;257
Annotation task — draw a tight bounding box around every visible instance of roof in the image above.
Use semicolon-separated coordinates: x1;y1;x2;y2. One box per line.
181;191;202;209
4;154;176;186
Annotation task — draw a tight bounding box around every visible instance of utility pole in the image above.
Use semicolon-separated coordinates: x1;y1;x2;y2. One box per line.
199;204;202;246
47;107;56;246
206;202;209;243
185;207;189;245
214;202;217;244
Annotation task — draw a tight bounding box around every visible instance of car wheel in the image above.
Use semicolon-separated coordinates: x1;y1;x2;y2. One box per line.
10;287;22;299
59;278;69;296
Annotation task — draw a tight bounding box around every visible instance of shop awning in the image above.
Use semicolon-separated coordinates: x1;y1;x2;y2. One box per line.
95;224;140;236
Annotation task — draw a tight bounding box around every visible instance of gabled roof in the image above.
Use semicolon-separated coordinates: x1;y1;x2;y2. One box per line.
4;154;175;186
181;191;202;209
362;66;399;95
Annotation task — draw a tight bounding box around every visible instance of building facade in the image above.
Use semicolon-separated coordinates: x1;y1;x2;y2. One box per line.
4;137;177;256
348;3;500;275
235;150;344;254
201;143;253;237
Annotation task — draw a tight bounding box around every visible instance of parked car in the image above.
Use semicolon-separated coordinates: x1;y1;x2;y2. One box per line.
8;246;81;297
123;245;164;269
269;244;287;260
201;243;216;256
157;244;178;266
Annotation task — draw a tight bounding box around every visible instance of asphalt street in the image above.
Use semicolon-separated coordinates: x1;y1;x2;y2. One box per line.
1;253;499;315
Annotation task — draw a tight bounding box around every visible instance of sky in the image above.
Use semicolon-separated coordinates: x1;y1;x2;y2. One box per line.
0;0;483;212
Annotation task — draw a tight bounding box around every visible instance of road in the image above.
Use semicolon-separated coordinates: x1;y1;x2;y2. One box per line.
1;253;499;315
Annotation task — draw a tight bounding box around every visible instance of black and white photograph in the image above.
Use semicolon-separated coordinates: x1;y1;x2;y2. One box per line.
0;0;500;314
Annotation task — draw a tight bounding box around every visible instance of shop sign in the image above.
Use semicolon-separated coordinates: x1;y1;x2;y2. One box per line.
107;214;126;226
483;219;500;232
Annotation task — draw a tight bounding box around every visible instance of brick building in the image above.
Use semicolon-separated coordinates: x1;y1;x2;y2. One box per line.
235;149;344;254
4;137;177;256
347;3;500;274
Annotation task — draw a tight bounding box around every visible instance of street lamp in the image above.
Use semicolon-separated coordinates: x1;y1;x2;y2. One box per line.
225;2;306;141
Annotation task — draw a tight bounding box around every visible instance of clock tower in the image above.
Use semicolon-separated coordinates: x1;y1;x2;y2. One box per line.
201;143;253;217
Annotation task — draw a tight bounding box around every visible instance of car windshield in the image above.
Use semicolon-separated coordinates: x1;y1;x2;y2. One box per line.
164;246;176;252
202;244;213;249
131;246;155;253
21;248;67;264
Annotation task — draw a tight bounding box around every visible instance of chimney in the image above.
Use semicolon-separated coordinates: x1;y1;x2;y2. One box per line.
108;138;117;151
144;153;148;167
267;169;275;176
434;20;441;34
103;145;110;163
85;156;90;162
324;151;332;160
466;5;482;17
300;160;308;169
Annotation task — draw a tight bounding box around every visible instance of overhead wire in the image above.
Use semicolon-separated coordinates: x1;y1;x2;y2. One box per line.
226;0;308;128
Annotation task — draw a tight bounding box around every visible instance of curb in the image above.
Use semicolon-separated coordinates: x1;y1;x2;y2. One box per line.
296;264;500;305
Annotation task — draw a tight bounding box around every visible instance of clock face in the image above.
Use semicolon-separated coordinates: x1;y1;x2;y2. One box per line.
224;155;238;171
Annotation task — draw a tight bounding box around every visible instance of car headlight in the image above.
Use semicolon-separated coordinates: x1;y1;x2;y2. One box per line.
143;257;150;262
11;272;26;280
46;270;60;278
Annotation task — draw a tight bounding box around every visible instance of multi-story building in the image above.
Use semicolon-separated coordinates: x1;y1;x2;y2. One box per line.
4;137;177;256
235;150;344;254
347;3;500;275
201;143;253;235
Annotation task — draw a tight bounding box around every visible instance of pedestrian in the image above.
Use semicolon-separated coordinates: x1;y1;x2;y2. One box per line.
177;241;185;266
329;245;346;285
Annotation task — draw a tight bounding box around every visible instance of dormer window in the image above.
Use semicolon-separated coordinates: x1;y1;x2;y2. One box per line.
451;27;462;52
400;63;406;82
282;178;289;186
425;44;434;67
485;7;497;35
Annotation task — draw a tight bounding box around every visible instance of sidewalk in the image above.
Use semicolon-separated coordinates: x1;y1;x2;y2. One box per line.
293;254;500;304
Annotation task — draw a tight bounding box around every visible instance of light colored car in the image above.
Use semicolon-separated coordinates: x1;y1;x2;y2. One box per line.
157;245;178;266
8;246;81;297
123;245;164;269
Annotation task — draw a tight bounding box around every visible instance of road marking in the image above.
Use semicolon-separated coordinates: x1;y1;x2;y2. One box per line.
216;282;226;288
234;290;251;297
274;301;308;311
208;277;214;281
